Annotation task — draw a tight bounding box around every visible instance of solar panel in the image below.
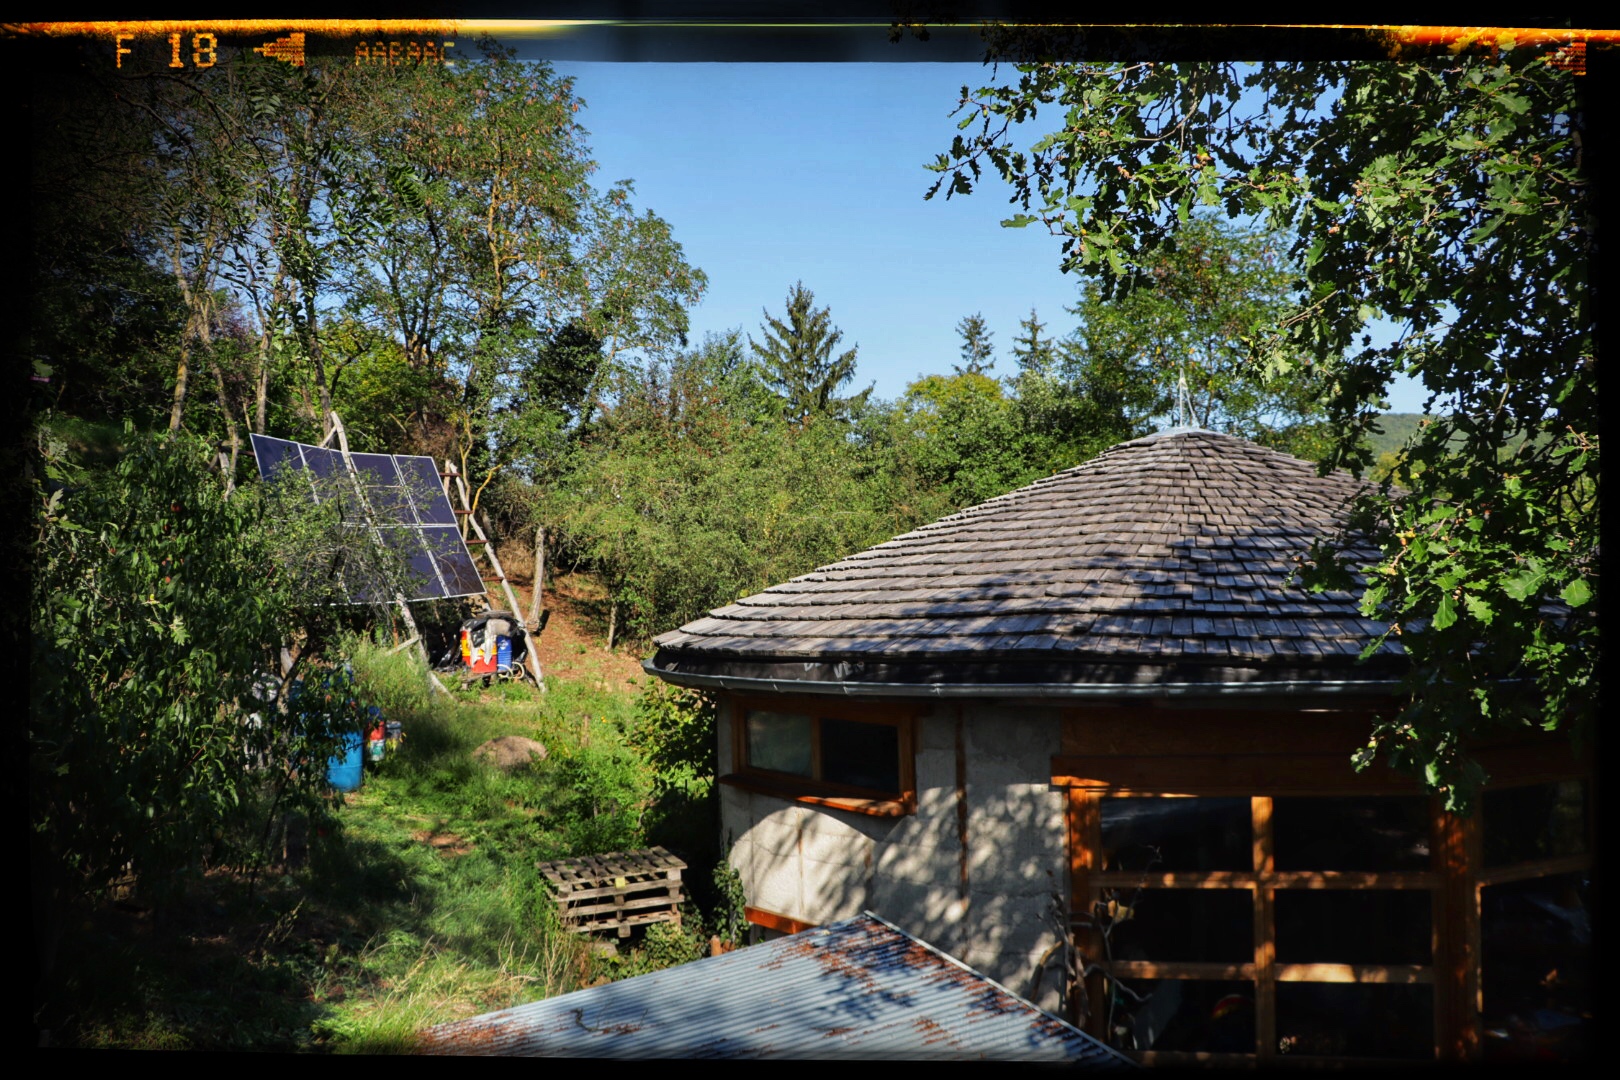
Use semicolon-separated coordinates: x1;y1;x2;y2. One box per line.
249;434;486;603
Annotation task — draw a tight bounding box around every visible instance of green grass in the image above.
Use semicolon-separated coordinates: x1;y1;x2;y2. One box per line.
39;632;727;1052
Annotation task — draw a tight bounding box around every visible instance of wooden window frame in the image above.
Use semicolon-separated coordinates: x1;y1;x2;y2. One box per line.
1068;786;1447;1065
1056;707;1592;1065
1065;783;1593;1065
744;905;816;935
721;695;918;817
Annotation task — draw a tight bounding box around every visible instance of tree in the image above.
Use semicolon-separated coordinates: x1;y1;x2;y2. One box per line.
927;43;1595;807
1063;215;1329;457
333;40;706;501
543;335;901;644
899;371;1034;507
750;281;870;422
953;312;996;375
1010;308;1058;376
30;425;387;972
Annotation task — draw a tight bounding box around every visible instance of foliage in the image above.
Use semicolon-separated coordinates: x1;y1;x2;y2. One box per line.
41;38;706;504
750;281;871;423
333;39;706;491
1010;308;1059;375
542;335;917;643
26;45;186;430
29;425;379;918
630;681;717;793
1062;215;1329;456
546;741;653;856
928;43;1595;807
953;312;996;375
711;850;749;950
898;371;1039;508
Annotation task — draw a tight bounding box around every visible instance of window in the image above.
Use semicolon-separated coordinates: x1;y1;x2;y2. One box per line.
723;700;916;817
1080;793;1440;1064
1478;780;1592;1063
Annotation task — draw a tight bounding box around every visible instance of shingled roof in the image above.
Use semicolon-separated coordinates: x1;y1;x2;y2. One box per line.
646;429;1405;698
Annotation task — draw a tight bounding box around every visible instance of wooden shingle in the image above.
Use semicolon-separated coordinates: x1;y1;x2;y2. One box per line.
649;430;1401;688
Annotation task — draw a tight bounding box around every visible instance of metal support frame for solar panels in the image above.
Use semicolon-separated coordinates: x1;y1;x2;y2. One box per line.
439;459;546;692
316;413;450;695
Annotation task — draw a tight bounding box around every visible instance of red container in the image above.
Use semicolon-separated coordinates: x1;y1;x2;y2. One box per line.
461;627;497;674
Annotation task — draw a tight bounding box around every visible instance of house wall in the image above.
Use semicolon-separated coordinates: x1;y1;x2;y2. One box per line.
719;696;1069;1012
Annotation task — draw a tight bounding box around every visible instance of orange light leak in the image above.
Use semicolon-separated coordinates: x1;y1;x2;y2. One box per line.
6;19;583;36
4;21;1606;76
7;21;1615;40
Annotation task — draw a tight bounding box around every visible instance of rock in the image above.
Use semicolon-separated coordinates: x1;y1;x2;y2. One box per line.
473;735;548;772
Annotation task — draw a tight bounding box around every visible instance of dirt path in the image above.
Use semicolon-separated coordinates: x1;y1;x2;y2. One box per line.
504;571;648;693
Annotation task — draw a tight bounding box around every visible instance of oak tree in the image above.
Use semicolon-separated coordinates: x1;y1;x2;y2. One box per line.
928;44;1595;806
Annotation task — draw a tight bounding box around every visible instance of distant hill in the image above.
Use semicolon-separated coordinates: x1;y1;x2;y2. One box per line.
1364;413;1428;459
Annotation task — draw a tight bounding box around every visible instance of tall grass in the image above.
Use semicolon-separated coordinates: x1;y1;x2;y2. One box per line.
46;627;722;1052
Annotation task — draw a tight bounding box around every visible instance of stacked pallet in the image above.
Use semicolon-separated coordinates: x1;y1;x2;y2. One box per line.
537;847;688;938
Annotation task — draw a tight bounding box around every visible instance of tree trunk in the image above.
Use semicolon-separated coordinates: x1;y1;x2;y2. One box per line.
168;338;191;431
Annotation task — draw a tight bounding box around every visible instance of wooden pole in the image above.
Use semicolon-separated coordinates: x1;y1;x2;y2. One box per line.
528;526;544;631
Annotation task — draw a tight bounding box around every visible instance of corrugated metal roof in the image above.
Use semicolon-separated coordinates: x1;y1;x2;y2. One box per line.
647;429;1401;693
416;912;1133;1063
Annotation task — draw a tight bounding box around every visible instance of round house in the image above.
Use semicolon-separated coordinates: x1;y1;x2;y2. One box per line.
644;429;1591;1065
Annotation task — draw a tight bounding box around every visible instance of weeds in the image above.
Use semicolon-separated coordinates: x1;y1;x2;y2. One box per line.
42;629;729;1052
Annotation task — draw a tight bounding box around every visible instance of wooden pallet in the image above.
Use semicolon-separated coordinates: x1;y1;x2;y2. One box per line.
537;847;688;938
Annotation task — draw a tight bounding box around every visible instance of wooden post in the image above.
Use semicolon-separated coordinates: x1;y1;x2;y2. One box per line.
528;526;544;631
1252;796;1277;1062
1433;801;1481;1061
1067;786;1104;1033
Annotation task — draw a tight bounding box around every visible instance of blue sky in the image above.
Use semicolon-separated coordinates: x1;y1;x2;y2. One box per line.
543;59;1433;415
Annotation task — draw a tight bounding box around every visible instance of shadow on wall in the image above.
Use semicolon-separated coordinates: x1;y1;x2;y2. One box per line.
729;704;1071;1013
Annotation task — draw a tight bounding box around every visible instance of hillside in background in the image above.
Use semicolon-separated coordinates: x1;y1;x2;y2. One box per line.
1366;413;1428;461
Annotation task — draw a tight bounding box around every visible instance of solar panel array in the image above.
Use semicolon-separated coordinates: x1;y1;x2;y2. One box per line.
250;434;485;603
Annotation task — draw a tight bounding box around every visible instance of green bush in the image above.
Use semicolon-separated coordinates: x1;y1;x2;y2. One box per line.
545;742;652;856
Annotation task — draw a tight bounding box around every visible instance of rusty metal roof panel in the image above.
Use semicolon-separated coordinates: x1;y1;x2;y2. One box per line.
417;912;1134;1063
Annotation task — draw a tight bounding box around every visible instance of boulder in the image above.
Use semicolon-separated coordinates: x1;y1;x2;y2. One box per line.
473;735;548;772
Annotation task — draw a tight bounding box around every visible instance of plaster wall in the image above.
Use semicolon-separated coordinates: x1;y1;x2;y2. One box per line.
720;697;1069;1011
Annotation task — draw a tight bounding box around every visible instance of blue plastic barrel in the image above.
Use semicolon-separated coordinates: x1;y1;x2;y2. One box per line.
327;733;364;792
496;635;512;670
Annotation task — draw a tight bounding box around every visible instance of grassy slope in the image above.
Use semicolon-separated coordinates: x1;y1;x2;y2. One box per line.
41;591;717;1052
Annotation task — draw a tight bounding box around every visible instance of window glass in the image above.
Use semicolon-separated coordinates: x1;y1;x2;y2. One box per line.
1274;890;1432;965
1483;781;1588;868
1480;872;1591;1062
1101;797;1252;872
1275;984;1433;1059
1273;796;1431;871
1108;979;1256;1055
820;717;899;793
1105;887;1254;963
746;710;812;777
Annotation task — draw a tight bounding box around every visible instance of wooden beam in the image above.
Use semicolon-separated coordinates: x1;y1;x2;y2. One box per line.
1253;796;1277;1063
1061;706;1391;756
744;906;815;936
1089;870;1438;890
1100;960;1256;981
1067;787;1104;1034
1433;802;1482;1061
1274;963;1433;985
1052;754;1424;795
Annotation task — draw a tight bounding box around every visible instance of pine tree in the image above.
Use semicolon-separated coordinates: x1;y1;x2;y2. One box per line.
750;281;867;422
953;313;995;375
1010;308;1057;376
